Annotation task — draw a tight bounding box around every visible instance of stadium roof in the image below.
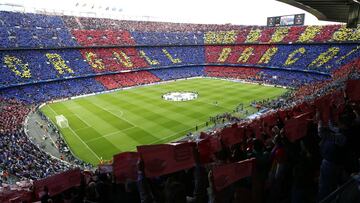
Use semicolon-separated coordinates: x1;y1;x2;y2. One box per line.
277;0;360;27
0;0;339;25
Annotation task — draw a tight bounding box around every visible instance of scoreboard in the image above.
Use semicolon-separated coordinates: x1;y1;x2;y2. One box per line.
267;14;305;27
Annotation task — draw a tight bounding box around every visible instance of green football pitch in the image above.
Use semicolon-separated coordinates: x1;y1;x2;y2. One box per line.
40;78;288;165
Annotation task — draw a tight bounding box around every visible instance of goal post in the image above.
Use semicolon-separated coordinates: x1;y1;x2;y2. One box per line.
56;115;69;128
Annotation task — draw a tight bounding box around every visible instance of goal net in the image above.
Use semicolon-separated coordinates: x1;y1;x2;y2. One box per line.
56;115;69;128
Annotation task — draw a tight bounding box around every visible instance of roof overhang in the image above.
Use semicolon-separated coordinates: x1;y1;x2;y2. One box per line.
277;0;360;27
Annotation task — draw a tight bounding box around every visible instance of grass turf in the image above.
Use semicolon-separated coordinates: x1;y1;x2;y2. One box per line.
40;78;288;165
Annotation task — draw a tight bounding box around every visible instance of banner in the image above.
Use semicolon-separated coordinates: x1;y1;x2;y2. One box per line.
220;124;244;146
113;152;139;183
34;168;82;198
284;112;312;142
137;142;196;177
0;190;32;203
198;136;222;164
346;80;360;101
249;119;262;139
331;90;346;122
297;102;314;114
212;158;254;191
314;94;332;124
277;109;290;122
262;113;278;137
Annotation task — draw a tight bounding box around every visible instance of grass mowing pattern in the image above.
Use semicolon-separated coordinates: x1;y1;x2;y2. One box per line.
40;78;287;165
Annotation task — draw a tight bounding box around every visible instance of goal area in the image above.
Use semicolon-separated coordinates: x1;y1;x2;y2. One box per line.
56;115;69;128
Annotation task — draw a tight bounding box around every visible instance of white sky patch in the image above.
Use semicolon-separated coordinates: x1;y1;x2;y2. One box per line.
0;0;340;25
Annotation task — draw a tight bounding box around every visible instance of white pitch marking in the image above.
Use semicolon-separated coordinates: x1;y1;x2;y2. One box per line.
48;105;101;161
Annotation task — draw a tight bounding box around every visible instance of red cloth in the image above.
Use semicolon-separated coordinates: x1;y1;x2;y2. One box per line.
314;94;332;124
331;90;346;122
34;169;82;198
249;120;262;139
277;109;289;122
220;124;244;146
297;102;314;114
262;112;278;137
113;152;139;183
284;112;312;142
212;158;254;191
137;142;196;177
346;80;360;101
198;136;222;164
0;190;32;203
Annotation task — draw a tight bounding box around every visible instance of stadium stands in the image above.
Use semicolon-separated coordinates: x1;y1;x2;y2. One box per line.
0;10;360;203
150;66;205;81
96;71;161;90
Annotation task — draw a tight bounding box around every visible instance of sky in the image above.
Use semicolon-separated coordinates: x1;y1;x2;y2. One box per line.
0;0;339;25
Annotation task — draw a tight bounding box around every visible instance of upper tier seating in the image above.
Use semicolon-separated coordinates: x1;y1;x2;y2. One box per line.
0;11;359;49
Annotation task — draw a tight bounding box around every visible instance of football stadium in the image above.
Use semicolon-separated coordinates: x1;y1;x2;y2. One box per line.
0;0;360;202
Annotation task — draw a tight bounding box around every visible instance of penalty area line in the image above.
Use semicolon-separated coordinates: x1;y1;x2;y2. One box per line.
47;105;101;162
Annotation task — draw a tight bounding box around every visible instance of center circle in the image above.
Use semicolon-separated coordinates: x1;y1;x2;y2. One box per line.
162;91;198;102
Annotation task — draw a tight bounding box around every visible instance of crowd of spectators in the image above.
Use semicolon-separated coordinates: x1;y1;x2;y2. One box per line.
0;130;72;182
0;11;77;48
150;67;205;81
96;71;161;90
0;98;29;134
0;78;105;104
0;97;74;186
204;66;328;88
205;66;261;81
0;11;359;50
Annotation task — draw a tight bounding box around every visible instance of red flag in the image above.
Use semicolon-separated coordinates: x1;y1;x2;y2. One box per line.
277;109;289;122
314;94;332;124
220;124;244;146
137;142;196;177
284;112;312;142
249;119;262;140
212;158;254;191
0;190;32;203
198;136;222;164
262;113;278;137
331;90;346;122
297;102;314;114
34;169;82;198
346;80;360;101
113;152;139;183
